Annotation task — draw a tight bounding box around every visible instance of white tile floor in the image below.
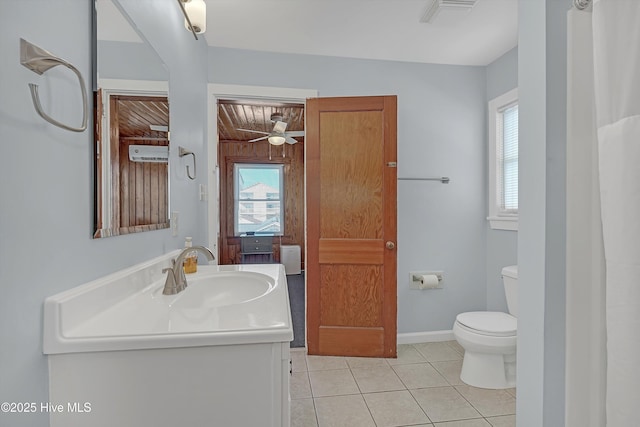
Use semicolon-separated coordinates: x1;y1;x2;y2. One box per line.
290;341;516;427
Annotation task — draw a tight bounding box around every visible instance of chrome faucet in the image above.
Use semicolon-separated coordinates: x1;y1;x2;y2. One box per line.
162;245;215;295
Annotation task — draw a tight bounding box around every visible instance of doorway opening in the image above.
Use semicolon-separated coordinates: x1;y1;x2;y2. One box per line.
207;84;317;348
216;98;305;267
216;98;306;348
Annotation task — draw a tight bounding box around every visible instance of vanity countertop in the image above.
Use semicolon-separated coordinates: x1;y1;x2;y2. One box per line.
43;252;292;354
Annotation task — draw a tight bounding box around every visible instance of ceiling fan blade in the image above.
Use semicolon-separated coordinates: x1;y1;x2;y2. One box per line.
284;131;305;137
248;136;269;143
236;128;269;135
272;120;288;134
285;136;299;145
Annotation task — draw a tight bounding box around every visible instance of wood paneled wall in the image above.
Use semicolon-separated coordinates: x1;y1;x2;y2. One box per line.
109;96;169;235
116;139;168;231
219;140;305;269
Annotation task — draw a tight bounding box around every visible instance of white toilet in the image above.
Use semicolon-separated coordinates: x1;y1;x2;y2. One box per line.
453;265;518;389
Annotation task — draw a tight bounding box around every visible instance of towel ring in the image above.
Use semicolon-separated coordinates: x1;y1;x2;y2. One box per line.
179;146;196;180
20;38;88;133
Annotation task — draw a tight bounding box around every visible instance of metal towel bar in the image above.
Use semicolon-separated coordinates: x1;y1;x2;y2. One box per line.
20;38;88;133
398;177;450;184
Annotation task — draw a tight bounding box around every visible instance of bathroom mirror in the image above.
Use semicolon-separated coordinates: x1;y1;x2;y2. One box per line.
93;0;170;238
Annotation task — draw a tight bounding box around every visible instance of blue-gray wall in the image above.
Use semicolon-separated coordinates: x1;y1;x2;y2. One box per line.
517;0;570;425
208;48;489;333
485;47;519;312
97;40;167;81
0;1;208;426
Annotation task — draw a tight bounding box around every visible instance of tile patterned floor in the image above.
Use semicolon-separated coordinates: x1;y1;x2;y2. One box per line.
290;341;516;427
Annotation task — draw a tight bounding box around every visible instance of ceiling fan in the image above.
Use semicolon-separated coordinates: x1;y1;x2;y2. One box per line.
237;114;305;145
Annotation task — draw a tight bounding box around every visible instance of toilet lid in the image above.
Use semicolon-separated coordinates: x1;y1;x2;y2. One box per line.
456;312;517;337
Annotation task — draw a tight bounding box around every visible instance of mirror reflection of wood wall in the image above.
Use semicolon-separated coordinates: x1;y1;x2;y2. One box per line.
94;95;169;237
113;95;169;233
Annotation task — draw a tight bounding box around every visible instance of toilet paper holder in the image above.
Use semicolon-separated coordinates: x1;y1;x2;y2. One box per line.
412;273;442;282
410;271;443;289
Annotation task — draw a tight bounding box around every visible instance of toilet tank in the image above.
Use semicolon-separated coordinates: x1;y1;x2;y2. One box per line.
502;265;518;317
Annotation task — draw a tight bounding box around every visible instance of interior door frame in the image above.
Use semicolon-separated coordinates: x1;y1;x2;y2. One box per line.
206;84;317;266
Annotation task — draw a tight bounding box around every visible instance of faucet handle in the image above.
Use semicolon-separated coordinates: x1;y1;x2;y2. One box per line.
162;259;176;275
162;266;179;295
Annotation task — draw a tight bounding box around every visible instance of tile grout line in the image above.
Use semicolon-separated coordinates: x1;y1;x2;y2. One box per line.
405;343;486;426
357;384;380;427
452;384;487;421
405;343;459;426
348;359;410;427
306;367;321;427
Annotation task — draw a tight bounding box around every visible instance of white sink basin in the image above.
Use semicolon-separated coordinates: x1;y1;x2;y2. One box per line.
167;272;274;309
43;251;292;354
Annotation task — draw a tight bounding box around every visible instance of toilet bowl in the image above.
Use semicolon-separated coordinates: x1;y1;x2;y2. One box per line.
453;265;518;389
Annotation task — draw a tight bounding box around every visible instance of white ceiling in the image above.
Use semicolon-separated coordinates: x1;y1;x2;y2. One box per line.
203;0;518;66
98;0;518;66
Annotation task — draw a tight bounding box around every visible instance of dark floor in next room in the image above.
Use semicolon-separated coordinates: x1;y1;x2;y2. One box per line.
287;272;305;348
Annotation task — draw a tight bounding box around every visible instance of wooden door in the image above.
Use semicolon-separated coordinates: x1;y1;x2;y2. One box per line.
306;96;397;358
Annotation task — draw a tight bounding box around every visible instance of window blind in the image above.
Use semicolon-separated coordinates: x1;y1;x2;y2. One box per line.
497;104;518;213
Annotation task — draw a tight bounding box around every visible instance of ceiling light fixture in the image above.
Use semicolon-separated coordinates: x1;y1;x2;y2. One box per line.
178;0;206;39
268;134;286;146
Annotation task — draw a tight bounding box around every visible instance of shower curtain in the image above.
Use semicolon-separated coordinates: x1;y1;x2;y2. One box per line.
592;0;640;424
566;6;606;426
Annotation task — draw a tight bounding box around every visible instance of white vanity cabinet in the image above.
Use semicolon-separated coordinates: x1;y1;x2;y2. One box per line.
44;253;293;427
49;342;291;427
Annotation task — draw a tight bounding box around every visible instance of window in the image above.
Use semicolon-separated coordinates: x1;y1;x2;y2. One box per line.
234;164;284;235
488;88;518;231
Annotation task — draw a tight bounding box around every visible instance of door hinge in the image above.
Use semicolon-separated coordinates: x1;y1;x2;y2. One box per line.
387;162;397;167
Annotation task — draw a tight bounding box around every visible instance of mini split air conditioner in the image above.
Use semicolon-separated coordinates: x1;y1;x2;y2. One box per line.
128;145;169;163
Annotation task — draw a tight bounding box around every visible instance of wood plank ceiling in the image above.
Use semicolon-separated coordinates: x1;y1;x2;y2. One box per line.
217;99;305;143
115;95;169;139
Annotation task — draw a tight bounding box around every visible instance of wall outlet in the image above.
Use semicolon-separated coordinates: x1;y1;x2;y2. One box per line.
409;271;444;289
171;211;179;236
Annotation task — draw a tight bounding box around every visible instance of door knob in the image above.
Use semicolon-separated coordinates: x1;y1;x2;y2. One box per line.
386;241;395;250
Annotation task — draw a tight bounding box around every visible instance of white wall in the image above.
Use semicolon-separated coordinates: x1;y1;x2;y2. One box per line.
208;48;488;333
0;1;208;426
485;47;519;312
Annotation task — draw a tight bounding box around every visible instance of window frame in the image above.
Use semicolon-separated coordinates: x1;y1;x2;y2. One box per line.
488;88;519;231
233;163;285;236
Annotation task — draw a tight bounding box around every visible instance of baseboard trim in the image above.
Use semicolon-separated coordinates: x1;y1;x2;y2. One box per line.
397;330;454;345
291;330;455;353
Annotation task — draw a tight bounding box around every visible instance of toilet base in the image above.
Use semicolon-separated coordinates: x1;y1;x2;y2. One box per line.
460;350;516;389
